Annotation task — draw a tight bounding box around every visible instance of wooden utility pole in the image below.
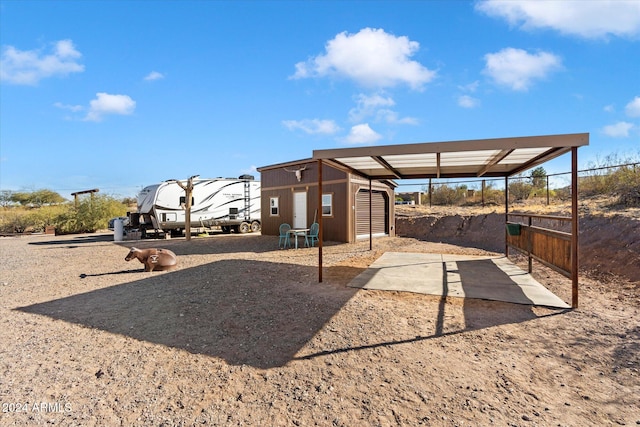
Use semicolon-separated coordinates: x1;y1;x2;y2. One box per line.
173;175;198;241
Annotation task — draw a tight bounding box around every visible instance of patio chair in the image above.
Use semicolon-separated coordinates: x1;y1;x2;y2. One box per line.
278;223;292;249
305;222;319;247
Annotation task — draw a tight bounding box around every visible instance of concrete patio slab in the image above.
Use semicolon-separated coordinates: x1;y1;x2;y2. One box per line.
349;252;570;309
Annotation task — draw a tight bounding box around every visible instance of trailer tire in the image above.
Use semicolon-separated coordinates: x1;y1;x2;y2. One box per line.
239;222;250;234
251;221;261;232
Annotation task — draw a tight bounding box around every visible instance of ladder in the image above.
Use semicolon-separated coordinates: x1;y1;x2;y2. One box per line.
244;180;251;220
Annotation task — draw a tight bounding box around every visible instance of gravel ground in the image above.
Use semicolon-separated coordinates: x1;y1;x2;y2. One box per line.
0;229;638;426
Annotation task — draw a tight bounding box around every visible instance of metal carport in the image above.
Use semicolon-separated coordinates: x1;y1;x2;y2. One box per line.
312;133;589;308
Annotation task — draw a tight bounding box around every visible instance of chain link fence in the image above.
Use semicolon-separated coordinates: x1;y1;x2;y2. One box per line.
396;162;639;208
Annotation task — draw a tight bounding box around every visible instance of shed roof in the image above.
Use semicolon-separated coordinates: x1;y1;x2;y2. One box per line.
312;133;589;180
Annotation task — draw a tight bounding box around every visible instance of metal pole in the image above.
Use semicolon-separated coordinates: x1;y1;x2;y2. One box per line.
317;160;323;283
185;178;193;241
505;176;509;257
369;178;373;251
546;176;550;206
571;147;579;308
528;216;533;273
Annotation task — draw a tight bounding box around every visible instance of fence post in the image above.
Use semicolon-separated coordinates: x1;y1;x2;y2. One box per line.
546;176;550;205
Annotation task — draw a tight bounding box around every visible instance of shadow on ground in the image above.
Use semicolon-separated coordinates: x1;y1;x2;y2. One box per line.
113;233;343;256
16;259;358;369
17;236;566;369
28;234;115;247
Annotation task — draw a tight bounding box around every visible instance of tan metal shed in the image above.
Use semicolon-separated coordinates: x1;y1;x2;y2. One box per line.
257;159;396;243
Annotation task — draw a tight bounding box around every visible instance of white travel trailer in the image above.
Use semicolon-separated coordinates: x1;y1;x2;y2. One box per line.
130;175;260;237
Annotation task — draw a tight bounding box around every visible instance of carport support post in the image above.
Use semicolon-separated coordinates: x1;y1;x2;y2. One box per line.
572;146;579;308
369;178;373;251
318;159;323;283
505;176;509;257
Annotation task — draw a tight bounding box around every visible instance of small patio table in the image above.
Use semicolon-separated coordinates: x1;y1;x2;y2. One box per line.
287;228;309;249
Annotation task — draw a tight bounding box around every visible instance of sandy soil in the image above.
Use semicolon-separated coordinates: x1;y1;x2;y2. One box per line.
0;221;638;426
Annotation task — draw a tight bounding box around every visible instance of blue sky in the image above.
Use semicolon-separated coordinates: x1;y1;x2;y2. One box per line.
1;0;639;198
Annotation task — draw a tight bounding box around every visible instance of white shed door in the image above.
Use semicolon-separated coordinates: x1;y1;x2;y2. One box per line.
293;192;307;229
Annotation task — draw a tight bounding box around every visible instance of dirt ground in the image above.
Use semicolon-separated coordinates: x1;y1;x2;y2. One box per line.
1;211;639;426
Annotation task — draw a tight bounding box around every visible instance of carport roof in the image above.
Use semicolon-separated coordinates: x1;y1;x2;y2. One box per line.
313;133;589;180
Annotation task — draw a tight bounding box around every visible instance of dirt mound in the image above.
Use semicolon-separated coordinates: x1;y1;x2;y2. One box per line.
396;210;640;282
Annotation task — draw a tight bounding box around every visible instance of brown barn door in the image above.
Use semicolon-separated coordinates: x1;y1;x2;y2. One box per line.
356;190;387;238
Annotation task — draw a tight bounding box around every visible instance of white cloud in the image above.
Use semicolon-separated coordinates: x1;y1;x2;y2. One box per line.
343;123;382;144
625;96;640;117
0;39;84;85
483;47;562;91
602;121;634;137
376;110;419;125
348;93;417;124
458;95;480;109
349;93;394;122
282;119;340;135
85;93;136;122
53;102;84;112
144;71;164;81
458;81;480;93
476;0;640;39
291;28;436;90
603;104;615;113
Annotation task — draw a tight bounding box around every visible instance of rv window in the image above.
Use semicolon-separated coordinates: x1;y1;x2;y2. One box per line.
270;197;279;216
179;196;195;206
322;194;333;216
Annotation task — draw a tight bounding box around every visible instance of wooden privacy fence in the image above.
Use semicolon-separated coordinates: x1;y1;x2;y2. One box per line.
506;213;577;307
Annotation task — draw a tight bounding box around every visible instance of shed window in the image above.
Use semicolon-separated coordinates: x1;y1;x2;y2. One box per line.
270;197;279;216
322;193;333;216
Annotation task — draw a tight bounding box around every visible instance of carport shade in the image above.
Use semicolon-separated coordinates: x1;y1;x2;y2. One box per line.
311;133;589;307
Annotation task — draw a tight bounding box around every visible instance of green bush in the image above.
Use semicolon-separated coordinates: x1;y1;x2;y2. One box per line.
59;195;127;233
24;205;70;232
508;180;533;202
612;165;640;206
430;184;467;205
0;193;128;234
0;209;31;233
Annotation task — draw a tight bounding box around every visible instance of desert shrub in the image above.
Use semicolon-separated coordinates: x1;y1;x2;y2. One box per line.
0;193;127;234
580;172;613;197
612;164;640;206
430;184;467;205
508;179;533;202
484;187;505;205
0;208;31;233
554;186;571;201
24;205;71;232
580;153;640;204
57;195;127;233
